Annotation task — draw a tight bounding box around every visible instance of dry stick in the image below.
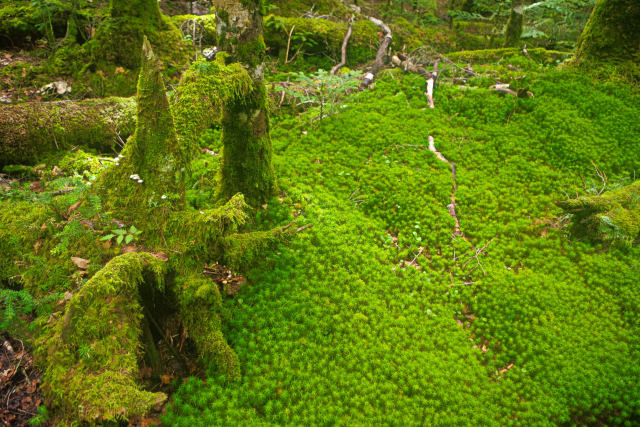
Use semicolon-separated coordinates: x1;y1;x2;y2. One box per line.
428;135;462;237
330;19;353;75
492;83;518;96
285;25;296;64
360;16;392;89
424;60;439;109
370;17;392;75
296;223;314;233
438;53;479;76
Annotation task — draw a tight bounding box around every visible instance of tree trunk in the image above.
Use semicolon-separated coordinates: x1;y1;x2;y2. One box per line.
573;0;640;65
504;0;524;47
96;37;186;220
214;0;277;207
90;0;188;71
0;97;136;167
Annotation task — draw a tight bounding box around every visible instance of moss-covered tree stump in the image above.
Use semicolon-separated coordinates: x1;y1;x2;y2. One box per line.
0;37;295;424
556;181;640;244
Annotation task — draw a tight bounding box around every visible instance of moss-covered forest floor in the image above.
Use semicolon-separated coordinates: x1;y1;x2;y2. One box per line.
1;0;640;425
161;63;640;425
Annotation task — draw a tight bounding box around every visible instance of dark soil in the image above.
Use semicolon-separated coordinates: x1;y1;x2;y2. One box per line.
0;333;43;427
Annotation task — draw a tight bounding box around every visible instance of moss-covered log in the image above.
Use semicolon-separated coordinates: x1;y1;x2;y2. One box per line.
214;0;277;207
556;181;640;243
263;15;381;66
0;97;136;167
573;0;640;65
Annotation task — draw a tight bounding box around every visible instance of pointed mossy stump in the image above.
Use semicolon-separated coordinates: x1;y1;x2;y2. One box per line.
32;38;294;424
556;181;640;245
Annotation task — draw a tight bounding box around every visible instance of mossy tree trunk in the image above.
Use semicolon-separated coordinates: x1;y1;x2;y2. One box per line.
96;37;186;221
214;0;277;207
90;0;188;71
504;0;525;47
573;0;640;65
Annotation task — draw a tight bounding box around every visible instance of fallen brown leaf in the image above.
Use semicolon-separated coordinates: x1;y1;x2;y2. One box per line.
70;257;90;269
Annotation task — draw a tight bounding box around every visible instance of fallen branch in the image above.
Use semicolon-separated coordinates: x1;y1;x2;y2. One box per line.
296;223;314;233
285;25;296;64
439;54;479;76
360;16;392;89
428;135;462;237
492;83;518;96
330;18;353;75
424;60;439;109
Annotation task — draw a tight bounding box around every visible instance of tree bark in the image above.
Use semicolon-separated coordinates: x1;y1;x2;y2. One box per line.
504;0;524;47
214;0;277;207
0;97;136;167
90;0;188;71
574;0;640;65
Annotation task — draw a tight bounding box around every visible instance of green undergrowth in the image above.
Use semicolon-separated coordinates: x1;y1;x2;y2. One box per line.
165;60;640;425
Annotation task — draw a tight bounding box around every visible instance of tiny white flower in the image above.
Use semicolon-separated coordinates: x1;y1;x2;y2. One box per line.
86;182;92;186
138;179;143;183
161;194;167;199
199;211;204;214
115;162;120;166
87;157;93;161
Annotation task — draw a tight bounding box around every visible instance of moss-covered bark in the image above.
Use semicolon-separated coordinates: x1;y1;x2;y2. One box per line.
0;97;136;167
556;181;640;244
214;0;277;207
504;0;524;47
89;0;188;79
573;0;640;65
37;253;167;424
2;35;295;424
96;37;186;221
172;57;253;166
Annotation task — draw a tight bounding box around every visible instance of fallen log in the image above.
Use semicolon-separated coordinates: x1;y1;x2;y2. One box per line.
0;97;136;167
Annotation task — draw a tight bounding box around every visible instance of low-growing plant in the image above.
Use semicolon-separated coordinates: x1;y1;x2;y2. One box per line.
100;225;142;245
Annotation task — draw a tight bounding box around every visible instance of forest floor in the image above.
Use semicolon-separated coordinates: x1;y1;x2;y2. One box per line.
1;3;639;425
159;58;640;425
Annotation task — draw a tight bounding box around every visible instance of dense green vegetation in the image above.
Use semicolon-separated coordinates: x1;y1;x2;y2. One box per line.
1;0;639;425
162;56;640;425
